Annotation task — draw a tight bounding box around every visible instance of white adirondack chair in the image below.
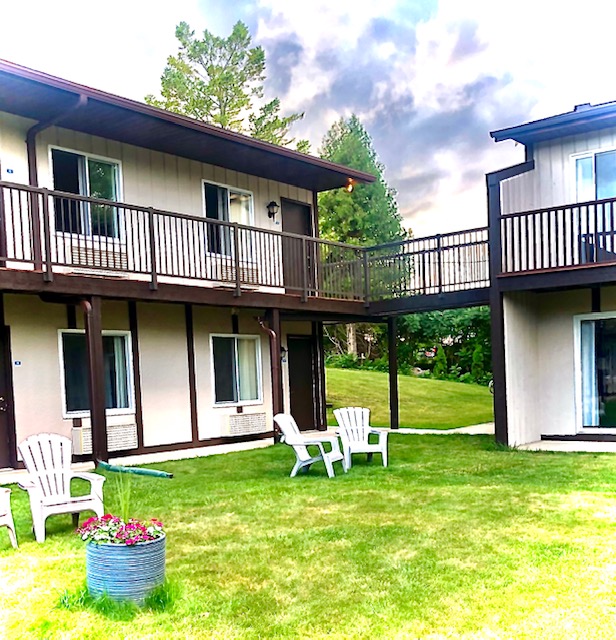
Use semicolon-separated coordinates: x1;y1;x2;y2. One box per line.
18;433;105;543
0;488;17;548
334;407;389;469
274;413;346;478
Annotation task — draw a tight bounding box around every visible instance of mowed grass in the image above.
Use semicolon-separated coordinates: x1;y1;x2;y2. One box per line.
326;367;494;428
4;436;616;638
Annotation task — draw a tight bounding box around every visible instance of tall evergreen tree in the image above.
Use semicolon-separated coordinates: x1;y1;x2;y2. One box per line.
318;115;405;245
146;21;309;151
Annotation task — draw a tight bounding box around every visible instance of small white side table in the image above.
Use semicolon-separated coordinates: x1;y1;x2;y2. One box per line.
0;487;18;548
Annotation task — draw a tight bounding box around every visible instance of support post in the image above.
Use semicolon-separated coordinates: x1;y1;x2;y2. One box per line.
313;321;327;430
388;317;399;430
486;160;534;446
82;297;108;462
264;309;283;440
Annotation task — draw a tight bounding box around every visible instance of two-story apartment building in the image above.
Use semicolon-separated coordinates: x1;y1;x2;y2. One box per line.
4;58;613;467
0;60;377;469
490;102;616;447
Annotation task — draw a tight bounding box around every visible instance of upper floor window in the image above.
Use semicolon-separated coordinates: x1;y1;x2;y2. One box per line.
203;181;253;254
575;149;616;202
51;148;121;238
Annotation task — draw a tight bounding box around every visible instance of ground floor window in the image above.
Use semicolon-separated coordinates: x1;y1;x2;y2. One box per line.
61;331;131;414
580;317;616;427
211;335;261;404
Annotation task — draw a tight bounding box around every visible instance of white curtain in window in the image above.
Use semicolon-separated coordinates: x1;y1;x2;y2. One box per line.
237;339;259;401
581;321;599;426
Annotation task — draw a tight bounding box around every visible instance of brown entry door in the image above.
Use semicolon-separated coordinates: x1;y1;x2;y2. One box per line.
287;335;316;431
0;327;15;468
281;199;313;293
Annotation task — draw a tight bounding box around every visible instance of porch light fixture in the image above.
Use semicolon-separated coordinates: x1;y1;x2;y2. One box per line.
267;201;280;219
346;178;354;193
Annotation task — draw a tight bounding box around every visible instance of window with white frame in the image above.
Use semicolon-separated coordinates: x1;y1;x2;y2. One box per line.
575;149;616;202
61;331;132;414
51;148;121;238
579;316;616;428
203;181;252;254
211;335;261;404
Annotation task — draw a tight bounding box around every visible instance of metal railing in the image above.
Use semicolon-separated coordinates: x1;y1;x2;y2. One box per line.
0;181;513;305
366;228;490;301
501;196;616;273
0;181;365;301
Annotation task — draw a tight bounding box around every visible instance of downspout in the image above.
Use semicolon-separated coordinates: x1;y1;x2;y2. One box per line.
258;315;283;442
25;94;87;272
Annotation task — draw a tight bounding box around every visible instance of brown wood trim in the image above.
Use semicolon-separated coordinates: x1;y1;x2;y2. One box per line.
387;317;399;429
0;270;368;316
0;293;17;468
498;263;616;292
185;304;199;444
128;301;144;450
313;321;327;429
83;297;108;461
73;431;273;461
264;309;283;419
370;288;490;316
542;434;616;442
498;260;616;277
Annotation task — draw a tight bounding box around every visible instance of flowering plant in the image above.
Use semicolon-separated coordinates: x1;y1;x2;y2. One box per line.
77;514;164;545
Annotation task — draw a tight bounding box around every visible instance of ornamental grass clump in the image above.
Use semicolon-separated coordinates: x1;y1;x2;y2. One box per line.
77;514;164;545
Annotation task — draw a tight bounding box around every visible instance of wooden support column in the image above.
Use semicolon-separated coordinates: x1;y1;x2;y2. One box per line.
313;321;327;430
486;160;535;446
82;296;108;462
388;317;399;430
265;308;283;426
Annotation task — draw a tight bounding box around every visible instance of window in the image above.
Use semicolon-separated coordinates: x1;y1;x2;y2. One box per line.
211;335;261;404
61;331;131;414
203;182;252;254
575;149;616;201
579;316;616;428
52;148;120;238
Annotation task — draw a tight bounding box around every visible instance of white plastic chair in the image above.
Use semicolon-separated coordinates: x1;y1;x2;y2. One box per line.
18;433;105;542
334;407;388;469
0;488;17;548
274;413;346;478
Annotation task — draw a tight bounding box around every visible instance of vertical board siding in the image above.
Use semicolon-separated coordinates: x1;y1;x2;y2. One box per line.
33;126;310;231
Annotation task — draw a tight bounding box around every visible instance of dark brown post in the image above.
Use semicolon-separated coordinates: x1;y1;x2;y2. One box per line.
313;321;327;430
388;317;399;430
486;160;535;445
83;297;108;462
265;309;283;431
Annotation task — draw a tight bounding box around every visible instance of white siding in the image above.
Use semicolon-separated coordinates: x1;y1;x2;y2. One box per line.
502;126;616;214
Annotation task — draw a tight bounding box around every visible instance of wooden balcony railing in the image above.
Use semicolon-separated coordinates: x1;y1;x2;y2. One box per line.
0;181;498;305
366;228;490;301
0;181;366;301
501;197;616;273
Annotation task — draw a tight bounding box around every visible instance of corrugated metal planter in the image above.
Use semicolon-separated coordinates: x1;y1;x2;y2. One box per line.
86;534;166;604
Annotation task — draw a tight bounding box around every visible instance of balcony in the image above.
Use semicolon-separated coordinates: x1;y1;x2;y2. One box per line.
0;181;503;313
499;196;616;290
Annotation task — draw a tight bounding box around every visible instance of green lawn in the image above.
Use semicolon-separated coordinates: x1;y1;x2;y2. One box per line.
3;436;616;638
326;367;493;428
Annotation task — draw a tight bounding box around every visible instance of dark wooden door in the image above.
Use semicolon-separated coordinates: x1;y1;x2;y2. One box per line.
0;327;15;468
281;199;312;292
287;335;316;431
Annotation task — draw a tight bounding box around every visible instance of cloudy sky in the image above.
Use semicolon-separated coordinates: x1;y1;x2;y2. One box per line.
1;0;614;236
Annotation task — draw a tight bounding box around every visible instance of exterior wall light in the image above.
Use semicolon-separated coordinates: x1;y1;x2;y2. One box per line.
267;201;280;219
346;178;354;193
